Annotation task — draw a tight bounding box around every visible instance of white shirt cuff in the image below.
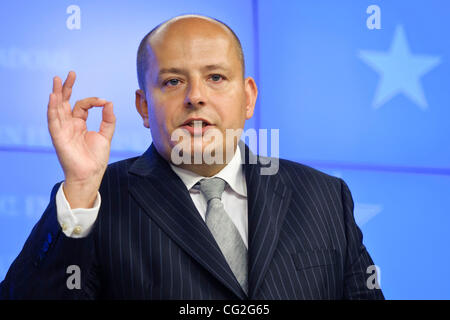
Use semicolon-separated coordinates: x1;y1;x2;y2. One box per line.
55;182;101;238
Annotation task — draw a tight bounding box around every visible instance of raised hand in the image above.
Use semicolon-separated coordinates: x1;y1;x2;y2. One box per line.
47;71;116;208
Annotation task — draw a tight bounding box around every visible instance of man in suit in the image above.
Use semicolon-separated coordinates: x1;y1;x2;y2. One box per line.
0;14;384;299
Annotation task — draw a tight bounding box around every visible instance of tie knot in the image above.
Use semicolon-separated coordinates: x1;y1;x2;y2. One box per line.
198;177;226;202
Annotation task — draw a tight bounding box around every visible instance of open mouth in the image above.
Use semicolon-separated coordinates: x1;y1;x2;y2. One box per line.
180;119;214;134
182;119;211;127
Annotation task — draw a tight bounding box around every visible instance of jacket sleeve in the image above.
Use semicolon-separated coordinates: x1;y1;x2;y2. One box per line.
339;178;385;300
0;182;101;299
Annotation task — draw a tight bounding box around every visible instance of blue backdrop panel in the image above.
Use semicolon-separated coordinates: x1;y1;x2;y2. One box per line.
258;0;449;168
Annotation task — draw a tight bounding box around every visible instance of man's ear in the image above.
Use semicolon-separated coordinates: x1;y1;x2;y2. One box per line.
135;89;149;128
244;77;258;120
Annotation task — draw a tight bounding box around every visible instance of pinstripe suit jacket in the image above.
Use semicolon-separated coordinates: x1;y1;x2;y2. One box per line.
0;143;384;300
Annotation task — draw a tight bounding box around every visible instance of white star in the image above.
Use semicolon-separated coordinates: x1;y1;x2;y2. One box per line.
355;203;383;227
358;25;441;110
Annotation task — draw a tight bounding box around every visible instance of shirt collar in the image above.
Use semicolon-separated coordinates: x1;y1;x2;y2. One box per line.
169;146;247;197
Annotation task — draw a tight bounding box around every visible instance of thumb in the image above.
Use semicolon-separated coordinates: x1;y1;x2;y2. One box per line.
99;102;116;141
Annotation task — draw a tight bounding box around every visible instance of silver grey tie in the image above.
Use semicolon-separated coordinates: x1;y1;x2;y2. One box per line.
198;177;248;295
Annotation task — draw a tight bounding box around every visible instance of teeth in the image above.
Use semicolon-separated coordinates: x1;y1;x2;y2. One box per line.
187;120;208;127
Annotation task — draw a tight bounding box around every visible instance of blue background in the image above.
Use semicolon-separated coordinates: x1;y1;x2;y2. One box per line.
1;0;449;299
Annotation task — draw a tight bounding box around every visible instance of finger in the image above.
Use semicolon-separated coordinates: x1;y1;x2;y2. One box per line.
47;93;61;132
52;76;63;96
62;71;76;101
72;97;108;120
99;102;116;141
52;75;71;121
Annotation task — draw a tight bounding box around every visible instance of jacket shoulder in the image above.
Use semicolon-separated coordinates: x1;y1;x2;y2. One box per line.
277;157;343;190
103;155;140;176
279;157;339;180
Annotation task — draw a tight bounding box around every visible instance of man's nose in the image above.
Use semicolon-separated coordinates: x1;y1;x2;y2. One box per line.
185;79;206;107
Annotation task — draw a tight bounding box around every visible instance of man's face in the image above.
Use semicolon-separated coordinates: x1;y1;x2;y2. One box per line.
137;18;256;164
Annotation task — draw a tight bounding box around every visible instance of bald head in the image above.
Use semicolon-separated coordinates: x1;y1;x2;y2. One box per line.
136;14;245;93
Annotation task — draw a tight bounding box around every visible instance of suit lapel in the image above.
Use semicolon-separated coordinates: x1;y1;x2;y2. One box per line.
128;144;246;299
240;143;292;298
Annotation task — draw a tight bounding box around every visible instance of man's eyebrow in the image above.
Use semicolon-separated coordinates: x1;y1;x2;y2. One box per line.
202;64;229;72
158;67;186;76
157;64;230;77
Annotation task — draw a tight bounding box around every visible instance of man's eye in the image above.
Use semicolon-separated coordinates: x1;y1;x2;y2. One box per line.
165;79;180;86
210;74;223;82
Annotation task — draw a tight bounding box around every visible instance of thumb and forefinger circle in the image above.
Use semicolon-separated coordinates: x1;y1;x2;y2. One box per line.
72;97;108;121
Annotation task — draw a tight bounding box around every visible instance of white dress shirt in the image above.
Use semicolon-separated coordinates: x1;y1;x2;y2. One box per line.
55;147;249;248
